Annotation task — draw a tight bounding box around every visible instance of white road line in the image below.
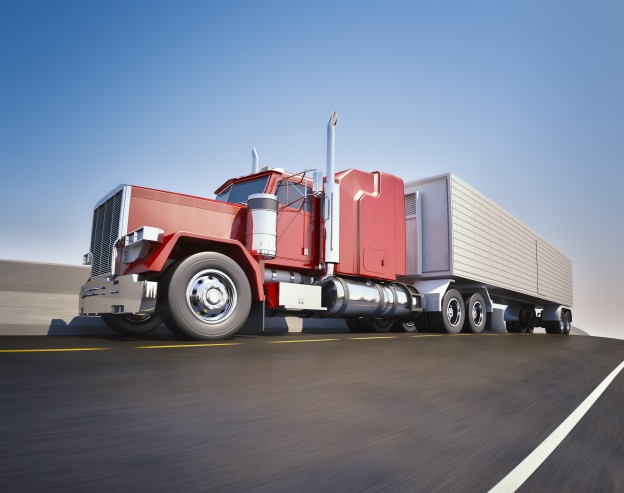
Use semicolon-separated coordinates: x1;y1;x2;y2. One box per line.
488;359;624;493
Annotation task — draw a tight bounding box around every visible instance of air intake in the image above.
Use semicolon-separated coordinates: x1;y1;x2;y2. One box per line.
404;193;416;216
89;186;129;277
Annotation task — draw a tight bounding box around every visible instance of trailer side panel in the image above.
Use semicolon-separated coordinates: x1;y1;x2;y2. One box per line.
404;174;573;307
537;238;573;306
451;175;539;297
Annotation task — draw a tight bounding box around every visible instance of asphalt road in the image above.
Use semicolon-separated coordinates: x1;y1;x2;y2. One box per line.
0;332;622;492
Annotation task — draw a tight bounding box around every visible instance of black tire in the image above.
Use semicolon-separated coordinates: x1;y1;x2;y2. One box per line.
563;311;571;335
156;262;189;338
427;289;465;334
158;252;252;340
395;319;418;333
346;318;368;333
101;313;162;336
506;320;521;333
545;311;568;335
507;308;536;333
369;318;394;333
463;293;486;334
545;320;562;334
414;314;432;332
520;308;536;333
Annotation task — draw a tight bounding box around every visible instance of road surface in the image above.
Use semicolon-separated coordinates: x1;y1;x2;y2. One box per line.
0;332;622;492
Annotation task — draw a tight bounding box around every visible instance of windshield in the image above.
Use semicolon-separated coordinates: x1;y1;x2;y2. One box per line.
215;176;269;204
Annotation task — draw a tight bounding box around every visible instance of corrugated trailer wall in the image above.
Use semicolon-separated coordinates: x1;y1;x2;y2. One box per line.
536;238;573;305
404;174;573;307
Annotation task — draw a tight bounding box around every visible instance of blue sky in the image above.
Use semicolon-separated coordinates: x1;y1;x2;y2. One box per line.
1;0;622;338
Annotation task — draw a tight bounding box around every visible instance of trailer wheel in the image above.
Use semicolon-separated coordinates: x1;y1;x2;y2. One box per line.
545;319;562;334
463;293;486;333
507;308;535;333
520;308;536;333
101;313;162;336
428;289;465;334
563;311;571;334
506;320;519;333
545;310;568;335
158;252;251;340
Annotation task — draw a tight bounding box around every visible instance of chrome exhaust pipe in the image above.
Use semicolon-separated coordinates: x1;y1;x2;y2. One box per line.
252;147;259;173
324;112;340;269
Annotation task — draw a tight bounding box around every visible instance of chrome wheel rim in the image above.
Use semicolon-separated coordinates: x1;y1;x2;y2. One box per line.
472;301;484;327
447;298;462;327
186;269;237;324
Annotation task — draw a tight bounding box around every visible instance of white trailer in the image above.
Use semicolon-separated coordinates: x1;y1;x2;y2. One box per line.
402;173;573;334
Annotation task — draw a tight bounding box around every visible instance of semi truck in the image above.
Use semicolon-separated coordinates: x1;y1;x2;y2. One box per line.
79;113;573;339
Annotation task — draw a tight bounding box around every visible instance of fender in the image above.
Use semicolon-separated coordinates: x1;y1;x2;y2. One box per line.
542;305;572;323
126;231;265;301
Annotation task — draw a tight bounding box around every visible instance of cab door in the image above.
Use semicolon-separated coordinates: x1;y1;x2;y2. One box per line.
269;178;314;269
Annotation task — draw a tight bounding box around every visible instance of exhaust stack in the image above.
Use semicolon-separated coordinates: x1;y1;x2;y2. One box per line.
252;147;259;173
324;112;340;270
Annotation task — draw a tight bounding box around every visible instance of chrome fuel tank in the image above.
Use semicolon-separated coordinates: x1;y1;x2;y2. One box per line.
321;277;422;319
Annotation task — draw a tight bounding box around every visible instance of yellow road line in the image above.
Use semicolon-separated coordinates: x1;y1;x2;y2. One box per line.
0;348;110;353
410;334;444;338
135;343;242;349
268;338;339;344
350;336;397;340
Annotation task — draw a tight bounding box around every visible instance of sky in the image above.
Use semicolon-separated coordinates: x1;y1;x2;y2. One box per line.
1;0;622;339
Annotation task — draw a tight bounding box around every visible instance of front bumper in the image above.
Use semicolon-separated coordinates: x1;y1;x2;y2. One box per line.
79;274;158;316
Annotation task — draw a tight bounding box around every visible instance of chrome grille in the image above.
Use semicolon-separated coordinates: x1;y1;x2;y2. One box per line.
90;189;124;277
404;193;416;216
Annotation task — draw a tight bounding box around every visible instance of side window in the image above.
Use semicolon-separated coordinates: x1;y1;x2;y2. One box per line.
275;180;312;212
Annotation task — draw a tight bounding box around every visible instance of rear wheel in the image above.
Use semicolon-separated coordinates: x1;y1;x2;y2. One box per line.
463;293;486;333
427;289;465;334
506;320;521;333
159;252;252;340
563;311;571;334
369;318;394;333
346;318;368;333
507;308;536;333
546;320;564;334
395;319;418;333
545;310;569;335
519;308;536;333
414;314;432;332
101;313;162;336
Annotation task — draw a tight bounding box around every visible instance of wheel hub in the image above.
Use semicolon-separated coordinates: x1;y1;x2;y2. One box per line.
472;301;483;326
187;270;237;324
447;298;462;327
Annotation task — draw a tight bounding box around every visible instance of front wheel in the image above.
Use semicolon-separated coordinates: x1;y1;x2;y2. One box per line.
159;252;252;340
101;313;162;336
